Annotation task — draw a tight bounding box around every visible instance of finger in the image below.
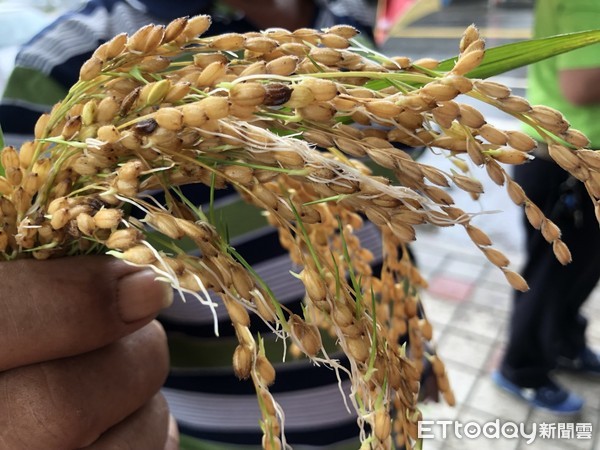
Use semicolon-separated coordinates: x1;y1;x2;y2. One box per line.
81;394;171;450
0;321;169;450
0;255;173;371
166;414;180;450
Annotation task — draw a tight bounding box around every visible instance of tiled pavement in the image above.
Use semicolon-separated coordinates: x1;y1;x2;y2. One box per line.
412;223;600;450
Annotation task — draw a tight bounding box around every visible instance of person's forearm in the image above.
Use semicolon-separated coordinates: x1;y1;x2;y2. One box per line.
559;68;600;105
222;0;315;30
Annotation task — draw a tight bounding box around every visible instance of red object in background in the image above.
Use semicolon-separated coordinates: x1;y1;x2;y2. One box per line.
375;0;415;45
375;0;450;45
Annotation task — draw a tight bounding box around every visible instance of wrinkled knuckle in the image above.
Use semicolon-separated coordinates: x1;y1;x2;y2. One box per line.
152;392;170;423
0;368;85;449
147;320;168;355
146;320;169;375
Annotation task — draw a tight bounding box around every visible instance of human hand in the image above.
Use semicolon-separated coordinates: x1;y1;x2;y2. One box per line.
0;256;177;449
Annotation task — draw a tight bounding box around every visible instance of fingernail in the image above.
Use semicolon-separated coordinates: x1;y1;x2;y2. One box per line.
117;270;173;323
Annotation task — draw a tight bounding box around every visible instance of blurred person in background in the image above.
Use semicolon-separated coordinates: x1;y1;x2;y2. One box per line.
493;0;600;415
0;1;385;449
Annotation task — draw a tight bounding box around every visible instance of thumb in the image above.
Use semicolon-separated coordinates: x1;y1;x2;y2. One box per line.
0;255;173;371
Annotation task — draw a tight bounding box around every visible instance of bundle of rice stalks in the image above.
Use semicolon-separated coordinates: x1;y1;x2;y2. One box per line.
1;16;599;449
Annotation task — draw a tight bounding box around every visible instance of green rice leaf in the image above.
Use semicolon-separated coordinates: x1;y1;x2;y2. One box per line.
438;29;600;78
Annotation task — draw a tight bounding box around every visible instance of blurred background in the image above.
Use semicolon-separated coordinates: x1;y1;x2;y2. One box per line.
0;0;85;88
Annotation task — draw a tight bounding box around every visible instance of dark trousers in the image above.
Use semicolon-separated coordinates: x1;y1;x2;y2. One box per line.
501;157;600;387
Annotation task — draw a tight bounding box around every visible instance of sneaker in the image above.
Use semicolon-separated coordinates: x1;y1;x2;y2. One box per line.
557;347;600;376
491;371;584;415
